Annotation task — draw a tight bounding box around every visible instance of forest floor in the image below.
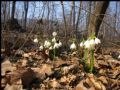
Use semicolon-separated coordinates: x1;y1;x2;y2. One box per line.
1;46;120;90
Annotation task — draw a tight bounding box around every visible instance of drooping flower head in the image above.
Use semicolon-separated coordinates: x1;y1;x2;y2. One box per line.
94;37;101;45
52;37;56;43
33;38;38;43
80;42;84;47
44;40;51;48
49;46;53;50
52;32;57;37
39;45;43;51
53;43;60;49
89;39;95;48
84;40;91;49
58;41;62;47
70;42;76;50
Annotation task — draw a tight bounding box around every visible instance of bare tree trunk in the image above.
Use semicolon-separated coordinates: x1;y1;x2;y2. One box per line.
88;1;109;37
76;1;82;36
69;2;74;38
47;2;50;35
24;1;29;30
3;1;7;23
11;1;16;19
73;1;76;36
7;1;11;20
86;1;91;31
69;2;73;28
61;1;67;49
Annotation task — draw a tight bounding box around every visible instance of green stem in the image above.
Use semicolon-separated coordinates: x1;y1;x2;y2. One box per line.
53;48;56;59
84;49;88;66
90;49;94;73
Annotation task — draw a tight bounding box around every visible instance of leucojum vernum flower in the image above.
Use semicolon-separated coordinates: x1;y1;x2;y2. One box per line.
80;35;101;73
36;31;62;60
52;32;62;59
70;42;76;50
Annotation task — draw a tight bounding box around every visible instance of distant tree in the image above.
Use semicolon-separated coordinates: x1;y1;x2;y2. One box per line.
11;1;16;19
61;1;67;49
24;1;29;30
76;1;82;38
88;1;109;37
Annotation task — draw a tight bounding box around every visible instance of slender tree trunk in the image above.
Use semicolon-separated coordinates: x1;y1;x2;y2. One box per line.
73;1;76;37
69;2;74;38
7;1;11;20
86;1;91;31
24;1;29;30
47;2;51;36
61;1;67;49
76;1;82;36
11;1;16;19
3;1;7;23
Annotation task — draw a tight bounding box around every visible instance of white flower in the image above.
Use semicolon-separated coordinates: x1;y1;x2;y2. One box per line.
89;39;95;45
52;37;56;43
53;43;60;49
84;40;91;49
44;40;51;48
89;39;95;48
94;38;101;45
70;42;76;50
80;42;84;47
52;32;57;37
39;45;43;51
23;53;29;58
33;38;38;43
58;41;62;47
84;40;89;46
118;55;120;59
49;46;53;50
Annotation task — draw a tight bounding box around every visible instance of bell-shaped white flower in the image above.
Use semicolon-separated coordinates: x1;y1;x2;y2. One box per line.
49;46;53;50
52;32;57;37
44;40;51;48
89;39;95;45
94;38;101;45
89;39;95;48
58;41;62;47
84;40;91;49
39;45;43;51
53;43;60;49
33;38;38;43
118;55;120;59
70;42;76;50
52;37;56;43
80;42;84;47
84;40;89;46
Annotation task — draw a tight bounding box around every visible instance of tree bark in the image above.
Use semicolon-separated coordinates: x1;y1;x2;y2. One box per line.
76;1;82;36
61;1;67;49
88;1;109;37
11;1;16;19
24;1;29;30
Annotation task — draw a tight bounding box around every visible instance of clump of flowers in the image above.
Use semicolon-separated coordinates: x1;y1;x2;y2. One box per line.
80;35;101;73
51;32;62;59
35;31;62;60
44;40;51;49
